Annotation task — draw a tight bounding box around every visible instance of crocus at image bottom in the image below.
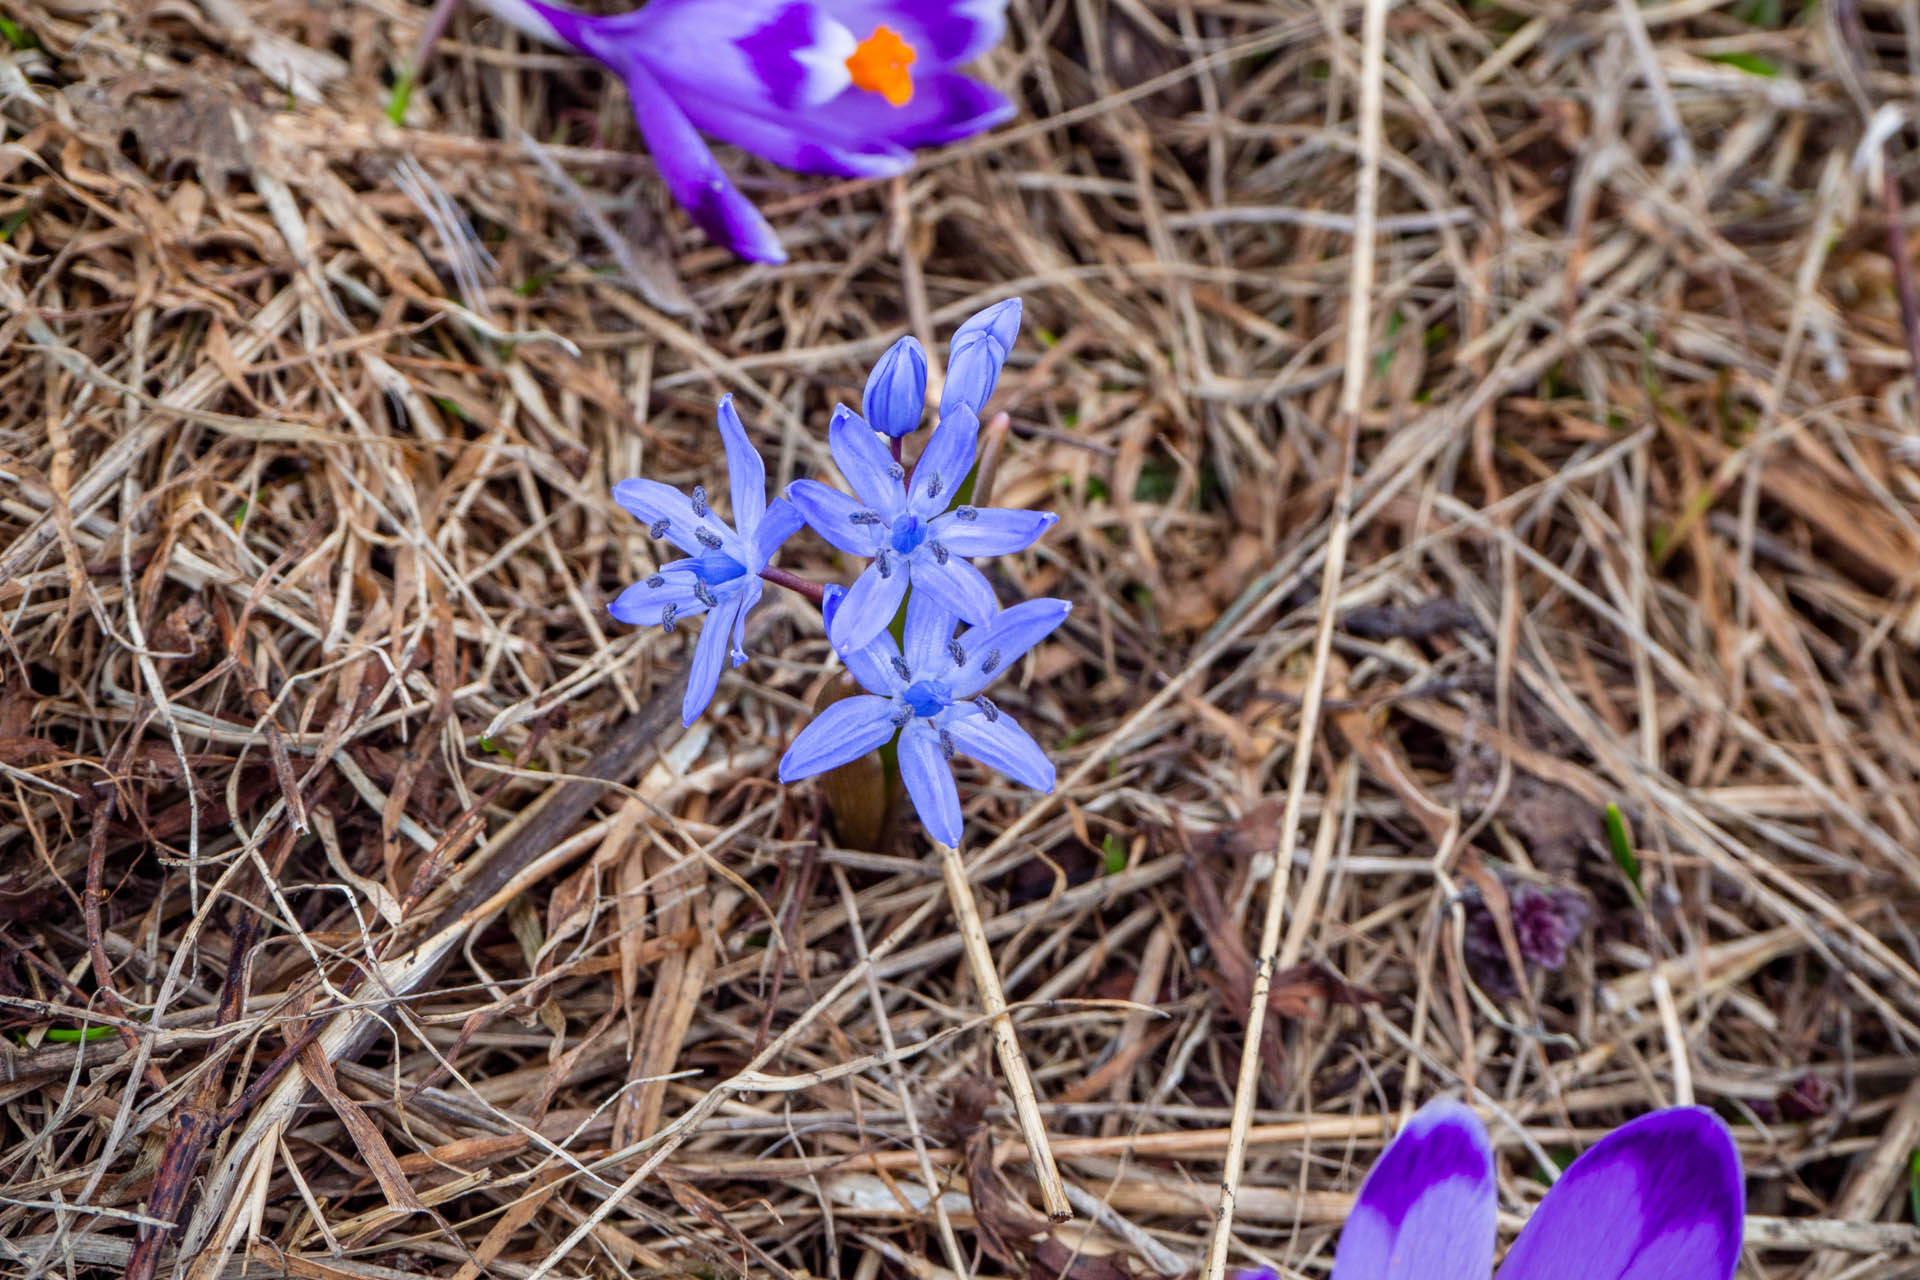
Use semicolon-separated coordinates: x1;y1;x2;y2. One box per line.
1236;1099;1744;1280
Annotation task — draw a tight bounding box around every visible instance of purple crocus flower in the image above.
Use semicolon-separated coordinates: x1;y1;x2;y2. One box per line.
471;0;1014;262
787;399;1056;653
1254;1098;1744;1280
778;590;1069;846
610;395;803;726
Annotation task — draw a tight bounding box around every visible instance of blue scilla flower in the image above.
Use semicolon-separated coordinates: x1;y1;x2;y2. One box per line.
863;335;928;438
939;297;1021;419
787;402;1056;653
779;590;1070;847
610;395;803;726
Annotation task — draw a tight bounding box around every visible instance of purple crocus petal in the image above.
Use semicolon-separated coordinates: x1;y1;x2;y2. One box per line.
864;336;929;439
828;404;906;510
1495;1108;1744;1280
682;592;743;725
788;479;878;556
612;478;715;557
733;1;857;109
608;574;707;626
907;404;979;517
903;582;962;673
778;694;902;780
622;59;788;263
753;497;806;569
939;298;1021;419
714;395;766;533
678;95;914;179
1331;1098;1495;1280
898;720;963;846
909;553;997;627
802;70;1014;150
834;0;1008;67
933;507;1056;557
831;558;912;652
949;597;1071;698
728;577;764;665
946;709;1052;791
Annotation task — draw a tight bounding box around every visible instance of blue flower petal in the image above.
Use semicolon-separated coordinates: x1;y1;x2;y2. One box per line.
830;559;911;654
949;597;1072;698
939;297;1021;419
714;395;766;532
682;592;742;725
787;479;879;557
608;573;710;626
907;405;978;518
946;708;1053;792
907;554;997;628
933;507;1056;558
728;577;763;666
753;496;805;569
903;586;962;675
778;694;901;781
828;403;906;512
863;335;928;439
898;721;963;846
613;477;733;558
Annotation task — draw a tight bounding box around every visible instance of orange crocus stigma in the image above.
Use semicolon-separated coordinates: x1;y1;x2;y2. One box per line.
845;25;915;106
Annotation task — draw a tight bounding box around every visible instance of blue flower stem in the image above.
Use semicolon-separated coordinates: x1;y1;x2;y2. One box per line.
760;565;825;605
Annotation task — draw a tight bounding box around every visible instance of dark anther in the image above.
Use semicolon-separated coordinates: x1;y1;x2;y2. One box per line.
938;729;956;760
924;471;942;499
947;639;966;666
980;648;1002;675
890;655;912;681
695;527;723;549
661;604;678;633
891;704;913;727
975;696;999;722
693;580;717;608
876;550;893;578
886;462;906;481
649;518;670;538
931;542;949;565
646;575;665;589
850;510;883;526
955;505;979;522
691;485;709;517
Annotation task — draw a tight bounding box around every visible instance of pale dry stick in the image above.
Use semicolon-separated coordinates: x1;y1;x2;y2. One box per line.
937;840;1071;1221
1649;973;1693;1107
1199;0;1389;1272
832;865;972;1280
1276;758;1357;972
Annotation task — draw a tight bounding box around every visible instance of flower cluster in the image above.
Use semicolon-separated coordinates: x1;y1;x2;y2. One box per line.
471;0;1014;261
1237;1098;1744;1280
610;299;1067;846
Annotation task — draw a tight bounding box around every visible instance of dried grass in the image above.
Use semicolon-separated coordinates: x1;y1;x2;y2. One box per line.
3;0;1920;1277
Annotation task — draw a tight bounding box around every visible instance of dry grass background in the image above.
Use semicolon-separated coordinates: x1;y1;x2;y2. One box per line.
4;0;1920;1276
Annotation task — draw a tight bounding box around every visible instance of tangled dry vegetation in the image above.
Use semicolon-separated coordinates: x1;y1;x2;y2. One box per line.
4;0;1920;1276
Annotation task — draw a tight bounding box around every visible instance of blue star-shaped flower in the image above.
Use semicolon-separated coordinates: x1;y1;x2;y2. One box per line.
787;402;1055;654
778;589;1070;847
610;395;803;725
